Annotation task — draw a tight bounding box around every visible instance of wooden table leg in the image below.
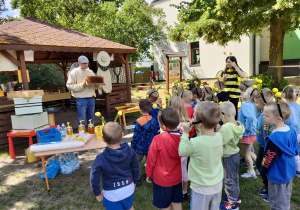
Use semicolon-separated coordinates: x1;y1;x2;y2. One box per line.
29;136;33;146
8;136;15;159
119;116;122;125
42;156;50;191
122;113;127;129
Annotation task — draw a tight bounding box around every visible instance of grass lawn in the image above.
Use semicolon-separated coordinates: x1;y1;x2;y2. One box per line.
0;82;299;209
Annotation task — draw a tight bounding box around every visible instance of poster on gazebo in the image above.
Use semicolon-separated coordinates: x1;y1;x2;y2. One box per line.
169;60;180;83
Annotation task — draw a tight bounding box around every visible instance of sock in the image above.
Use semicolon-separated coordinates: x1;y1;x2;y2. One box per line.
295;155;300;172
182;191;187;194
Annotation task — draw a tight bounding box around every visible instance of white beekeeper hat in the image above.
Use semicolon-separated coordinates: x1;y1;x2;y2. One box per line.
97;51;110;67
78;55;89;63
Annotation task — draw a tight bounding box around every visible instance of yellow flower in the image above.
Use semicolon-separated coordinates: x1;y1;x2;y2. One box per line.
152;104;158;109
223;52;226;55
187;86;190;90
258;79;263;84
151;86;155;89
174;80;179;84
146;95;149;99
165;94;170;99
255;78;259;83
185;79;188;82
158;85;162;88
194;81;198;85
201;83;204;86
229;52;232;55
182;122;185;127
211;101;214;103
215;88;219;91
218;101;222;105
253;85;257;89
95;112;101;117
118;111;123;116
174;90;178;94
275;92;281;98
272;88;279;93
238;77;241;82
180;82;184;85
288;84;292;86
136;94;140;98
195;74;198;77
192;73;195;76
164;90;169;94
216;76;220;79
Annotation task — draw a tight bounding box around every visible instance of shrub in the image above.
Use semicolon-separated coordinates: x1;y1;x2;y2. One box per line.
277;79;290;91
135;66;151;73
255;74;274;90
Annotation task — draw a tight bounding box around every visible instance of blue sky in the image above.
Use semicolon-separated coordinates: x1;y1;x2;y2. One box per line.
1;0;153;18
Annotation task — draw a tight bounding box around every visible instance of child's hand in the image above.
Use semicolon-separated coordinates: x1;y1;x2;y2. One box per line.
146;177;152;183
182;122;192;134
96;192;103;202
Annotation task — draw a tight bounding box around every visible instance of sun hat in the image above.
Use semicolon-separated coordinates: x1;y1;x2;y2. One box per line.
97;51;110;67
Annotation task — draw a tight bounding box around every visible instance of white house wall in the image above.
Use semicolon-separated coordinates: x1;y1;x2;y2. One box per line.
153;0;253;80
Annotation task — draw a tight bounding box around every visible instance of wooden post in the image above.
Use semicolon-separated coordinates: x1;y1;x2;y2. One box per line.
63;60;69;83
17;51;29;90
125;54;131;102
179;56;182;82
165;55;170;92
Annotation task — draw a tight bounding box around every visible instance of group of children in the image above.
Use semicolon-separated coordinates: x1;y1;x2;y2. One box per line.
90;80;300;210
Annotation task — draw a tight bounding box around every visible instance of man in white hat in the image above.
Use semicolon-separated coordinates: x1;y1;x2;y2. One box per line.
66;55;96;125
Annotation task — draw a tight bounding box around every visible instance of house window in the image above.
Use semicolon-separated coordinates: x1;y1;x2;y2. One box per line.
190;42;200;65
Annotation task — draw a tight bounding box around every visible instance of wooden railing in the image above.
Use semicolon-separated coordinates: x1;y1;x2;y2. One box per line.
0;96;14;145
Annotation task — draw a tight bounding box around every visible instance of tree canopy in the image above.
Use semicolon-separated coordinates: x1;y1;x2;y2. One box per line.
11;0;166;61
168;0;300;84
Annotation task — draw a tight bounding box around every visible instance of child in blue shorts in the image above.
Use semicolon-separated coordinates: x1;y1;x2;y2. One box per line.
90;122;139;210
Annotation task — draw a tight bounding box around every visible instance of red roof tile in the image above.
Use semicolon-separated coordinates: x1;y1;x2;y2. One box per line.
0;17;136;53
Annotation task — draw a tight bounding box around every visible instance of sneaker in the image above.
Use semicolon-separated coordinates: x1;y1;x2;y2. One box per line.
261;194;269;202
220;202;239;210
256;187;268;195
241;171;257;179
255;169;261;176
296;171;300;178
136;179;142;186
240;157;245;162
183;192;189;201
241;162;256;168
222;195;242;204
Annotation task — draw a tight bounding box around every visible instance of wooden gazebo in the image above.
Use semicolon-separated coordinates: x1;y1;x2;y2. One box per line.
0;17;136;145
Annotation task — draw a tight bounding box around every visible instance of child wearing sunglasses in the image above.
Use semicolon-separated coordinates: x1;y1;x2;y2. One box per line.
179;101;223;210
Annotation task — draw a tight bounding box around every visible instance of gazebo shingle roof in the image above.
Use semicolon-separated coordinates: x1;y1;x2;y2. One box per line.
0;17;136;53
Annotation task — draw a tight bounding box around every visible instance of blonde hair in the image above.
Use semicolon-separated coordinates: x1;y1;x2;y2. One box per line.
252;88;274;104
181;90;193;103
220;101;236;116
169;96;189;122
147;89;159;103
265;101;291;121
103;122;122;144
204;94;219;103
194;101;220;129
239;79;255;92
282;86;299;102
242;87;254;101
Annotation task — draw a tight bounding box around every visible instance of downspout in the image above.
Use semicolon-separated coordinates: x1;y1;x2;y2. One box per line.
253;35;256;76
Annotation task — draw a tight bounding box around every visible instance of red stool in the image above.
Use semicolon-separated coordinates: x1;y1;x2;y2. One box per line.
7;131;36;159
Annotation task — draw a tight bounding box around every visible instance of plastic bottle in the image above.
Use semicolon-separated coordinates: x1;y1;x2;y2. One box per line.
78;120;85;134
74;152;80;170
88;119;94;134
66;122;73;136
57;125;62;137
61;123;66;137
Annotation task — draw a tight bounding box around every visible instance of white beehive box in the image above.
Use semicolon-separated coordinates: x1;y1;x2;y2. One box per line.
13;96;43;115
11;112;48;129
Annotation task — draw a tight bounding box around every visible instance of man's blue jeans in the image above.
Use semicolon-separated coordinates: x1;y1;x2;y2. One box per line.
76;97;95;125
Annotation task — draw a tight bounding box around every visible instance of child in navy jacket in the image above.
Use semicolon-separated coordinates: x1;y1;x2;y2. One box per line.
90;122;139;210
260;101;299;210
131;99;158;185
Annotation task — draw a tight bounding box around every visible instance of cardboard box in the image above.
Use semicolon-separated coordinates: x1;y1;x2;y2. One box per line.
11;112;48;129
7;90;44;98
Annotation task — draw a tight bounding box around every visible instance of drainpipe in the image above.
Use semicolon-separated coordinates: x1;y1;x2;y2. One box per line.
253;35;256;76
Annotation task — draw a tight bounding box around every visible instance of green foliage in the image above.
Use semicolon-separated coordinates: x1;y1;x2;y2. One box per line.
135;66;151;73
255;74;274;90
26;64;65;88
0;72;13;84
169;1;300;45
277;79;290;91
11;0;166;61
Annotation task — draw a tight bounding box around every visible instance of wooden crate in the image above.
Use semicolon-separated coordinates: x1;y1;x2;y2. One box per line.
0;96;14;146
7;90;44;98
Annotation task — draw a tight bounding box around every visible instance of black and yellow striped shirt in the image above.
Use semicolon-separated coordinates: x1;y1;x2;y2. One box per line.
224;69;241;98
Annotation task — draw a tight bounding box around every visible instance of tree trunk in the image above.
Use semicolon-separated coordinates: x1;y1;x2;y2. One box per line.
269;16;285;86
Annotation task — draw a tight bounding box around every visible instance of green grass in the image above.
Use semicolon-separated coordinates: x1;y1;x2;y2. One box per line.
0;152;9;158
